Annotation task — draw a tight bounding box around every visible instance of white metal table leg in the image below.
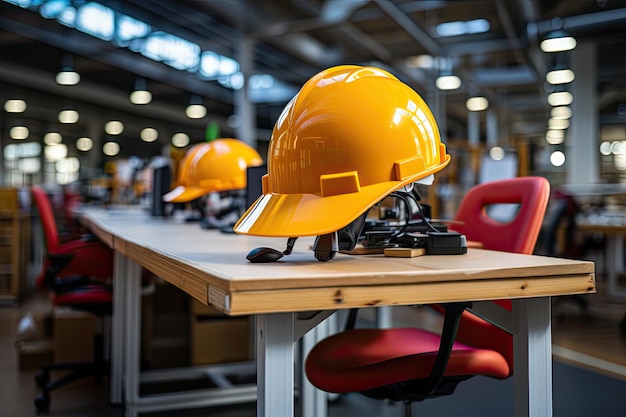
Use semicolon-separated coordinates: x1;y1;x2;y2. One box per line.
123;258;142;417
300;318;329;417
110;252;126;404
257;313;295;417
375;306;393;328
513;297;552;417
606;235;626;301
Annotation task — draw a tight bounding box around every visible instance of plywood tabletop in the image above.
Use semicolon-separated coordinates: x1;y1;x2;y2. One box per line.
80;206;596;315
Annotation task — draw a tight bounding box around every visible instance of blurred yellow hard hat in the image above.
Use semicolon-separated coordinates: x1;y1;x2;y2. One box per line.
163;139;263;203
234;65;450;237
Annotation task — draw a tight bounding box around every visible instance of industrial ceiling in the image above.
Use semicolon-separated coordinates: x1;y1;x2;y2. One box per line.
2;0;626;161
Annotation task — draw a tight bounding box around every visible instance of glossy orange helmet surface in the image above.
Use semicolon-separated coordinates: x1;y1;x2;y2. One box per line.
234;65;450;237
163;139;263;203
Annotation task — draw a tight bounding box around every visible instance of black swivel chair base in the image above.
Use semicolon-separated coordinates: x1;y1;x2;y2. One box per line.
34;332;108;412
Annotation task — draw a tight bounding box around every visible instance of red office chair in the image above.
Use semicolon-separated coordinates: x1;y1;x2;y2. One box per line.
34;278;113;412
31;186;115;412
31;185;113;288
305;176;550;416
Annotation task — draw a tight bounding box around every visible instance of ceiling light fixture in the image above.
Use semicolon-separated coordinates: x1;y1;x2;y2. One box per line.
540;18;577;53
10;126;29;140
105;120;124;135
185;95;207;119
547;91;573;106
45;143;68;161
4;99;27;113
76;137;94;151
103;142;120;156
130;77;152;105
466;96;489;111
548;117;570;130
546;129;565;145
436;74;461;91
550;150;566;167
488;146;505;161
541;31;577;53
140;127;158;142
56;54;80;86
58;109;79;123
44;132;62;145
551;106;572;119
546;68;575;85
171;132;190;147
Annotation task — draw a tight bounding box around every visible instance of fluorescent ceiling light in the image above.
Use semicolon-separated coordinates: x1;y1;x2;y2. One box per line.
10;126;29;140
546;69;575;85
546;129;565;145
4;99;26;113
541;32;577;53
436;75;461;90
44;132;62;145
171;133;190;148
103;141;120;156
466;96;489;111
59;109;79;123
140;127;158;142
547;91;573;106
76;137;93;151
105;120;124;135
551;106;572;119
435;19;489;37
56;70;80;86
185;104;207;119
550;150;565;167
130;90;152;105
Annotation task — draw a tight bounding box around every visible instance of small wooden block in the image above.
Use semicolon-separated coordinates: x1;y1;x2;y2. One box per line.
340;247;385;255
384;247;426;258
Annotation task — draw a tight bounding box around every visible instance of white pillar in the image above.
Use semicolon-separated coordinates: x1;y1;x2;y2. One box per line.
468;110;479;147
235;36;256;148
567;42;599;184
486;108;498;148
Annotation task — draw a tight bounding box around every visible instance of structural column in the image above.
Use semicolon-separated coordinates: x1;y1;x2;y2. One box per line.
567;41;599;184
235;36;256;148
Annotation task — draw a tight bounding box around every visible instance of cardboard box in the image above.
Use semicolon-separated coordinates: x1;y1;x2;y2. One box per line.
16;311;52;341
16;339;54;372
190;315;251;365
190;298;225;316
52;308;96;363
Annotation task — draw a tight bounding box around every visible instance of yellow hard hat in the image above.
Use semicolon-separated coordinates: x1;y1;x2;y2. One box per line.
163;139;263;203
234;65;450;237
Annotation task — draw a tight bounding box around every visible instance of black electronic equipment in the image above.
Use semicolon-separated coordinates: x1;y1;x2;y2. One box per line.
150;164;171;217
245;164;267;209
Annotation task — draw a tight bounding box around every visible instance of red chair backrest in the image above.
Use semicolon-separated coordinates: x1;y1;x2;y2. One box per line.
31;186;60;253
447;176;550;375
451;176;550;255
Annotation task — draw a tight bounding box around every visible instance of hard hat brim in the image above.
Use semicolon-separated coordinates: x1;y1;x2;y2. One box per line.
233;156;449;237
162;185;208;203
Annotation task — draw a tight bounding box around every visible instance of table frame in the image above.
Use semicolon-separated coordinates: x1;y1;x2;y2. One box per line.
80;208;594;417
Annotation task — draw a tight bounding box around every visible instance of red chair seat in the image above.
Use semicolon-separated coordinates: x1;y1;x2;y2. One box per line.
306;328;510;393
53;286;113;306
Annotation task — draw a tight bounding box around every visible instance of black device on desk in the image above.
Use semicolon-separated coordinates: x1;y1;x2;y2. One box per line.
151;164;172;217
246;164;267;209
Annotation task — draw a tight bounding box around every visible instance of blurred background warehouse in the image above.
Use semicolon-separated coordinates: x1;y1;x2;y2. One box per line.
2;0;626;199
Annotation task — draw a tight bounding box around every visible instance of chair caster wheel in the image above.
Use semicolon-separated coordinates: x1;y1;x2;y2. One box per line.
34;371;48;388
34;394;50;412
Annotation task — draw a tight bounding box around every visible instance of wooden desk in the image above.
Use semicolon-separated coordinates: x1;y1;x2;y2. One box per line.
577;220;626;302
80;206;595;417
